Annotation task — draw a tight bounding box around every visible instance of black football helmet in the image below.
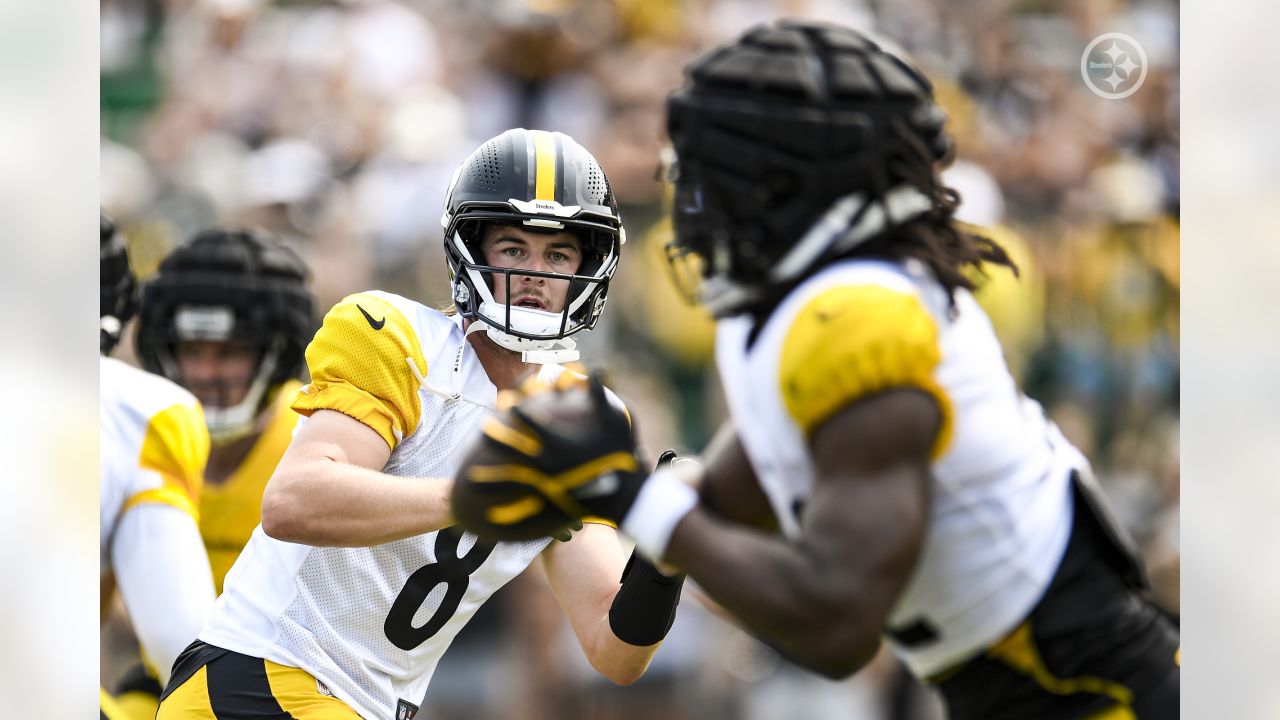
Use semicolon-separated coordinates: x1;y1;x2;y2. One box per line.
100;213;137;355
664;20;952;317
135;228;314;443
442;128;624;363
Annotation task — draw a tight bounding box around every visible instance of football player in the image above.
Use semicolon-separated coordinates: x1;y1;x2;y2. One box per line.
112;227;315;718
156;129;684;720
453;22;1180;719
138;227;316;592
100;213;215;719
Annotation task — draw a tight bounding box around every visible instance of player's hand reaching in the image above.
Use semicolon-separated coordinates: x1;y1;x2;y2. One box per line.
451;371;647;541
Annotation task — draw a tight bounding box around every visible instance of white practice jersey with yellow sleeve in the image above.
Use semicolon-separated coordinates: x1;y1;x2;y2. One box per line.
715;259;1085;678
200;290;586;720
100;356;214;679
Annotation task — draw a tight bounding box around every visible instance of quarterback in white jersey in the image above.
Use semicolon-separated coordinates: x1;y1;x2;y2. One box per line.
453;22;1179;720
100;214;215;720
158;130;684;720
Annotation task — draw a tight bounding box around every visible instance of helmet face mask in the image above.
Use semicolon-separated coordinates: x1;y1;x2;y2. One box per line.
447;216;616;341
136;228;314;444
157;333;283;444
663;159;762;311
663;21;951;317
167;328;261;409
441;129;624;361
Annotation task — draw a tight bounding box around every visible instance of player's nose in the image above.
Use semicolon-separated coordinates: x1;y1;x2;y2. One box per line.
181;355;218;381
518;262;547;282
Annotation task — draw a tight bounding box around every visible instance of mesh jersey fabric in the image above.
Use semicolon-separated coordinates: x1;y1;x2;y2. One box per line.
200;293;579;720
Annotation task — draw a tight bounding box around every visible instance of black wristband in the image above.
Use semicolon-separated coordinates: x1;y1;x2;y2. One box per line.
607;549;686;646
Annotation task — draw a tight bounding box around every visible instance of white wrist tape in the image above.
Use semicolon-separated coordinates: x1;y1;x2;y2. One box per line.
621;467;699;561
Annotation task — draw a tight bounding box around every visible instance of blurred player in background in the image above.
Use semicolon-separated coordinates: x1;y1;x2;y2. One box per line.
454;22;1180;720
109;227;315;718
100;213;215;719
138;226;316;592
156;129;684;720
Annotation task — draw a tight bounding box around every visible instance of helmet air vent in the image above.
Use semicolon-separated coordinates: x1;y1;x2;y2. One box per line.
470;139;504;192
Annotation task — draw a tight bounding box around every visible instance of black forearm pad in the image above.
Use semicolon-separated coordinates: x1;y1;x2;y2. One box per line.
607;549;686;646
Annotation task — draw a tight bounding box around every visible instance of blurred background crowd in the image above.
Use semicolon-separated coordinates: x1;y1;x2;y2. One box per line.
100;0;1179;717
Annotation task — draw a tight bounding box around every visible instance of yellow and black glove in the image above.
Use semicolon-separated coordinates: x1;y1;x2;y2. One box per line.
451;371;646;542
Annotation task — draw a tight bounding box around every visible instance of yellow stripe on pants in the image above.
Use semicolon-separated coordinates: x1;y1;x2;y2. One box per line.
264;660;363;718
154;666;216;719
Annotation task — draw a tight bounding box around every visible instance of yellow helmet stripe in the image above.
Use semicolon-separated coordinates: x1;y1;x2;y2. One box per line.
531;130;557;201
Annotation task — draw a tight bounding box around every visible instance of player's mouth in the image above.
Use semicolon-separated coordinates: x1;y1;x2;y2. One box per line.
513;296;547;310
184;380;247;409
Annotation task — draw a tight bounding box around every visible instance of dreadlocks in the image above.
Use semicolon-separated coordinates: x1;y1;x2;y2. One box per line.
852;117;1018;311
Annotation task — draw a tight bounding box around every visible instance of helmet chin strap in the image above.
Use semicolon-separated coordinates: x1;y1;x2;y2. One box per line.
156;339;283;446
426;321;578;406
467;297;584;364
520;337;578;364
477;321;581;364
204;393;265;445
204;347;280;446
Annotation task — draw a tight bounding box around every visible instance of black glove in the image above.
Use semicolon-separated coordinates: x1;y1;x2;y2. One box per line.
451;371;647;542
550;453;676;543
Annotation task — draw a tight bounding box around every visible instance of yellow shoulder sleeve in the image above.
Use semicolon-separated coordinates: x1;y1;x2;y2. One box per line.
128;402;210;520
778;284;954;458
292;293;428;450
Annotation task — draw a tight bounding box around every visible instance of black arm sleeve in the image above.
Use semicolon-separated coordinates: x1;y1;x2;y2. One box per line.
607;549;686;646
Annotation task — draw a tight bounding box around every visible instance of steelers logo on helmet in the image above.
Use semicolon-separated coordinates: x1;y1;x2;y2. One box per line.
136;228;314;444
663;21;953;318
441;128;625;364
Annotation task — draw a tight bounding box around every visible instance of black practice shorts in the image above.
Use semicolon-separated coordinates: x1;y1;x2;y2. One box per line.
932;474;1179;719
156;640;363;719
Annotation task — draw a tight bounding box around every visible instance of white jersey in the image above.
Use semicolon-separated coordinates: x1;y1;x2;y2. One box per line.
201;291;580;720
100;356;214;679
716;259;1084;677
100;356;209;576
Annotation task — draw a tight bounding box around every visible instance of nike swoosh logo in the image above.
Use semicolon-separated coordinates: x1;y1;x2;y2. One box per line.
357;304;385;330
